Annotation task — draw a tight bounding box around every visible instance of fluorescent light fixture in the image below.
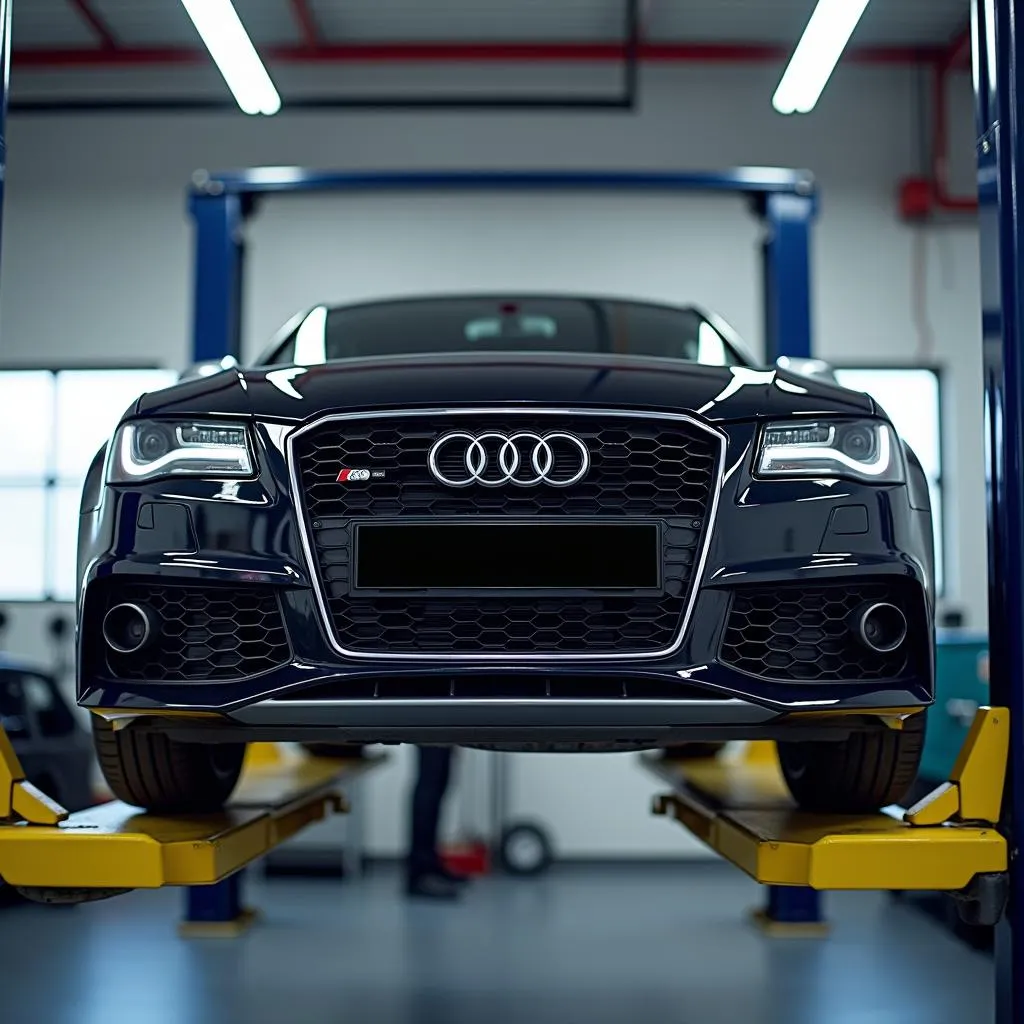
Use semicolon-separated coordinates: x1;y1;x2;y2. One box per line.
180;0;281;115
773;0;871;114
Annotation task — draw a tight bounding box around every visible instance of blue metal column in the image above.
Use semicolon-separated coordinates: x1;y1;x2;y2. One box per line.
973;2;1024;1021
764;886;824;926
759;188;822;932
189;190;246;362
184;872;245;924
180;871;258;937
762;192;815;363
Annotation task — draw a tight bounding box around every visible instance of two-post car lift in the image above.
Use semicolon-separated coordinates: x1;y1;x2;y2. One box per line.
0;0;1023;1017
0;707;1010;938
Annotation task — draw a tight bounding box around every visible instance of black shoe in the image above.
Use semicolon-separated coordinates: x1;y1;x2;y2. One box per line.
406;872;462;901
438;866;472;886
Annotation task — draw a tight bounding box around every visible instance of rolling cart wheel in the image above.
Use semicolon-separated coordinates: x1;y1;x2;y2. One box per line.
498;822;554;876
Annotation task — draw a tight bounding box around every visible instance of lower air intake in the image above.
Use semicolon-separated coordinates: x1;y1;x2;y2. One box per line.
719;581;922;682
103;583;290;682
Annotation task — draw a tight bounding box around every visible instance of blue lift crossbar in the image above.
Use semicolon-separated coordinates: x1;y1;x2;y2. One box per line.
187;167;817;365
191;167;817;198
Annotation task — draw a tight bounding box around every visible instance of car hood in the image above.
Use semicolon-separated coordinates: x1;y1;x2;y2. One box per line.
135;353;875;424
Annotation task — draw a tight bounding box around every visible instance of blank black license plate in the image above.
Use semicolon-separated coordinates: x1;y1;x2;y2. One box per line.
353;523;660;590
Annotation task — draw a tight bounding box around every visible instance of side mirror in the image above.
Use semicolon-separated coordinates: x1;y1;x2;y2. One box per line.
178;355;239;382
775;355;838;384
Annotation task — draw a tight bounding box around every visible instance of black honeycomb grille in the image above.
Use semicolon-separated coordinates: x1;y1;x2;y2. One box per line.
331;595;685;654
292;412;720;655
104;584;290;682
719;582;917;682
293;412;719;520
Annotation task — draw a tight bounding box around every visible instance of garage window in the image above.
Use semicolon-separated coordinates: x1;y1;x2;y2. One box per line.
833;367;944;595
0;368;178;602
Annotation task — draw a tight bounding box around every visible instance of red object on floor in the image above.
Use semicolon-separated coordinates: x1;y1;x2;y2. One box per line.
441;840;491;876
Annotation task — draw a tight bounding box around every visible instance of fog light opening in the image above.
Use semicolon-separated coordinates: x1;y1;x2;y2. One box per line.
855;602;907;654
102;603;154;654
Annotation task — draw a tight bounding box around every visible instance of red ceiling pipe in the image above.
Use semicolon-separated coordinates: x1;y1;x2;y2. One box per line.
13;39;944;70
15;47;205;69
67;0;118;50
289;0;321;50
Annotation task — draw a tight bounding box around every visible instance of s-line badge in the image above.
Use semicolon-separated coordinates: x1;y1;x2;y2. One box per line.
337;468;387;483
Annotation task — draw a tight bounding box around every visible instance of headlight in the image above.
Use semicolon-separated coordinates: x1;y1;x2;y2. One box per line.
755;419;902;482
107;420;254;483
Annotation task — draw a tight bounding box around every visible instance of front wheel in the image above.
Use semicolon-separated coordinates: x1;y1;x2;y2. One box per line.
777;711;926;813
92;717;245;814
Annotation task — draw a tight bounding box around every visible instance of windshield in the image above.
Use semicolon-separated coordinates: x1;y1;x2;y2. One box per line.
262;297;748;368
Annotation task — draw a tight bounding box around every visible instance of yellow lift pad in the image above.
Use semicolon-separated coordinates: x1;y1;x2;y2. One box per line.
646;709;1008;892
0;752;379;891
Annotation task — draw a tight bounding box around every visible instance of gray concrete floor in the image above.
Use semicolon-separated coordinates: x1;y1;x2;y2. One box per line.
0;863;992;1024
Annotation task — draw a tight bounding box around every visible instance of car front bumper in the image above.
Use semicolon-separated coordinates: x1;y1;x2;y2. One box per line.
78;418;935;741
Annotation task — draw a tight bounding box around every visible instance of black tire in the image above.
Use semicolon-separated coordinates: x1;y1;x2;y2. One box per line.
777;711;926;813
92;717;245;814
300;742;366;759
660;742;727;760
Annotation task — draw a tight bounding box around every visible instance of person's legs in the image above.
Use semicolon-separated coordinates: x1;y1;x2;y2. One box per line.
407;745;454;885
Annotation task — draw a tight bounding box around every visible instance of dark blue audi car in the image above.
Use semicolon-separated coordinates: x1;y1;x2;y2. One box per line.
76;296;934;814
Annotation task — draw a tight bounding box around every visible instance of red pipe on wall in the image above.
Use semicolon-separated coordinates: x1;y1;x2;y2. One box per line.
12;40;943;71
932;29;977;213
288;0;321;50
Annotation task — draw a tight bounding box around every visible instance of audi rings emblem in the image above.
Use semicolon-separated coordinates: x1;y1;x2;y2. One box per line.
428;431;591;488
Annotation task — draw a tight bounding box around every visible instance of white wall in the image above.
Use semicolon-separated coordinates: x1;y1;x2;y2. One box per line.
0;61;984;856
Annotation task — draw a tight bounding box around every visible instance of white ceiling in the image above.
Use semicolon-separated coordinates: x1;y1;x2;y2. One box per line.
13;0;970;52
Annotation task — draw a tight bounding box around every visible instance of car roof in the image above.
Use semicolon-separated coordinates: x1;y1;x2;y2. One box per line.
257;294;757;368
318;293;707;315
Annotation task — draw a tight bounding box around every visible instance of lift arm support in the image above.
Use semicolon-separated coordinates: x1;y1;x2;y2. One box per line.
906;706;1009;825
0;727;68;826
650;708;1008;892
0;729;377;892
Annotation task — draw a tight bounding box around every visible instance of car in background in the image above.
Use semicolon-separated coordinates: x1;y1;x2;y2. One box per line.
0;656;94;812
75;295;934;815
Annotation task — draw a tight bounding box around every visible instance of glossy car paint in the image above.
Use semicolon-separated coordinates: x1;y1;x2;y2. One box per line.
76;349;935;744
133;352;873;423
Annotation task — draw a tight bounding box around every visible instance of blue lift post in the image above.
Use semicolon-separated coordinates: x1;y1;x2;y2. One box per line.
187;165;820;929
973;1;1024;1021
182;871;254;938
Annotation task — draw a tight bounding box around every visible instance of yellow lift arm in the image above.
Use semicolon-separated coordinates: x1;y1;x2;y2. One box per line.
0;732;379;897
648;707;1008;893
